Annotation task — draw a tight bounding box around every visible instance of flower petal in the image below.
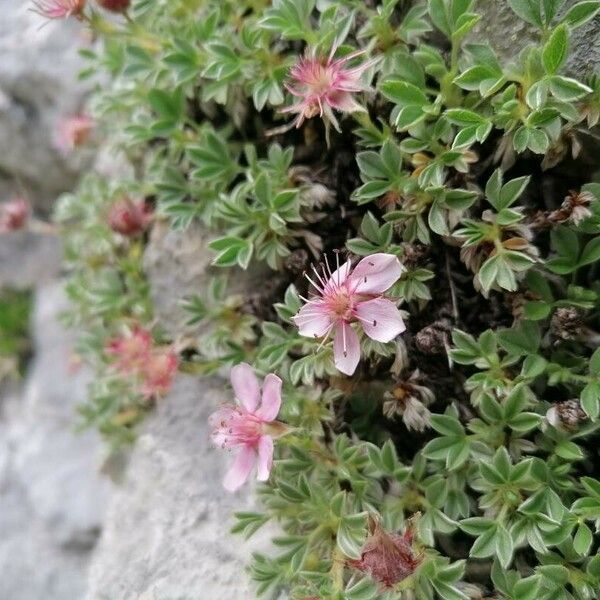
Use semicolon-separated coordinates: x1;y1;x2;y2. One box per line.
355;298;406;343
256;436;274;482
223;446;256;492
324;258;352;291
349;253;404;295
333;322;361;376
230;362;260;412
256;374;282;422
293;301;334;338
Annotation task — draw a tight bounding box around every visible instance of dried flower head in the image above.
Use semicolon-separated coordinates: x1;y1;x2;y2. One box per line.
293;253;405;376
209;363;283;491
550;307;583;341
548;190;594;226
383;370;433;432
108;198;153;237
348;518;422;589
56;114;94;153
32;0;85;19
282;44;376;132
546;399;587;431
0;198;29;233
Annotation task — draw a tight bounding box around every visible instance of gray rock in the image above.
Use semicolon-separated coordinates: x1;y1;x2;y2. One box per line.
85;375;273;600
0;282;108;599
0;4;94;212
472;1;600;78
0;232;62;289
143;221;271;337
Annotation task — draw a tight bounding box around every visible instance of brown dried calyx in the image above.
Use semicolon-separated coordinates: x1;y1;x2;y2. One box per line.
348;517;422;589
414;319;452;354
547;399;587;431
550;307;584;341
533;190;594;229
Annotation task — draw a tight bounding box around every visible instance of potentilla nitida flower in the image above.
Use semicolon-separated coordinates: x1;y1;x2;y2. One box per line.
32;0;85;19
209;363;283;492
56;114;94;154
281;43;376;132
97;0;130;12
348;518;422;589
108;198;153;237
0;198;29;233
106;327;153;374
293;253;405;376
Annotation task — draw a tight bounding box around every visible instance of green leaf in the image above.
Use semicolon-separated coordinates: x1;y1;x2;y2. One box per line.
581;381;600;420
562;1;600;27
337;512;368;560
549;75;593;101
578;237;600;266
508;0;544;26
573;522;593;555
380;80;428;106
542;25;569;74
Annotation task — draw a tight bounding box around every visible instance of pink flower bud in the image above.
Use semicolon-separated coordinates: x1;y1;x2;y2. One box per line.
97;0;130;12
56;115;94;154
106;327;153;374
31;0;86;20
140;350;178;398
0;198;30;233
107;198;153;237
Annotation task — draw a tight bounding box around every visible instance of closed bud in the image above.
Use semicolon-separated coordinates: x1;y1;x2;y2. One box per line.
0;198;30;233
97;0;130;11
108;198;152;237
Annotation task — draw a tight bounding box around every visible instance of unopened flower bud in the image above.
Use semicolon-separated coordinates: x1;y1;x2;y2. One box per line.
547;399;587;431
97;0;130;12
0;198;29;233
56;114;94;154
108;198;152;237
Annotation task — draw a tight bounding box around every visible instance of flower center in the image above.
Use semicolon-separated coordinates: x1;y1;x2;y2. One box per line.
329;288;353;319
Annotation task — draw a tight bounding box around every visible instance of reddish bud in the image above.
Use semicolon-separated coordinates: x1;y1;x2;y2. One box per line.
0;198;30;233
97;0;130;12
56;115;94;154
108;198;152;237
106;327;153;374
348;519;422;589
140;350;178;398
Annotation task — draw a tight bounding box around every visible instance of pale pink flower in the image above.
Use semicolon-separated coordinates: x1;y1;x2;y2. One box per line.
140;350;178;398
108;198;153;237
209;363;283;492
293;253;405;376
0;198;29;233
56;114;94;153
106;327;153;374
32;0;85;20
282;44;376;132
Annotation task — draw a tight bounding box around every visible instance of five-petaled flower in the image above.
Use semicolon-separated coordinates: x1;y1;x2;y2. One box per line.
348;518;422;589
209;363;283;492
282;44;376;132
293;253;405;376
56;114;94;154
32;0;86;19
108;198;153;237
0;198;29;233
106;327;153;374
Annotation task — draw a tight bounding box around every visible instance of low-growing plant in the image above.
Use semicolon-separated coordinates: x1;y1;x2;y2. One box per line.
35;0;600;597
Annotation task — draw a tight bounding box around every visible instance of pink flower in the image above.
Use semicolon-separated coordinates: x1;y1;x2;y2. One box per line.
282;44;376;132
56;114;94;153
108;198;153;237
106;327;153;374
293;253;405;376
32;0;85;20
0;198;29;233
209;363;283;492
140;350;178;398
